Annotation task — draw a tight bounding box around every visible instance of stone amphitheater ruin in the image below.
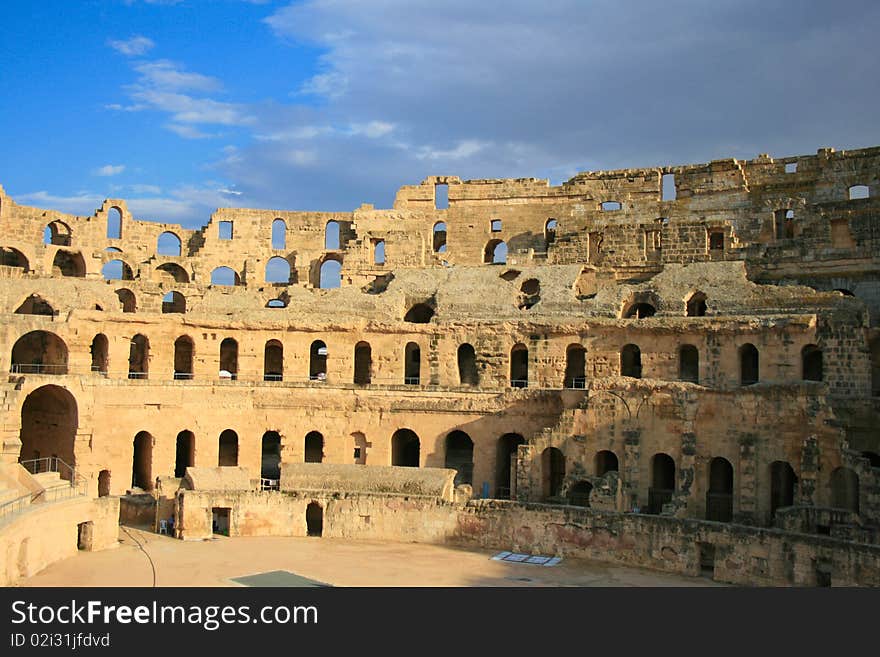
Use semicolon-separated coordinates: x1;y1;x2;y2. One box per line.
1;145;879;586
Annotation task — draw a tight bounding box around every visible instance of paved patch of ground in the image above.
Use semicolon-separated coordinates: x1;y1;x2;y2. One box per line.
20;526;722;587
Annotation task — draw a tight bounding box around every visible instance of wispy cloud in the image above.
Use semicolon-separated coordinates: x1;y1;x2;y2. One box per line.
107;35;155;56
94;164;126;176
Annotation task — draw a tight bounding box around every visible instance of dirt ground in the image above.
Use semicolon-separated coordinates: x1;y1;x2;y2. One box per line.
18;526;722;587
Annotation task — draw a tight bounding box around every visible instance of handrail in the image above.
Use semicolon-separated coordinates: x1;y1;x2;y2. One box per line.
0;457;89;526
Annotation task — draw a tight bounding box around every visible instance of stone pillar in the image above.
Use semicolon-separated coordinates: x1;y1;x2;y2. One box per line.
799;435;820;507
674;432;697;517
515;443;534;503
623;429;641;510
736;433;757;525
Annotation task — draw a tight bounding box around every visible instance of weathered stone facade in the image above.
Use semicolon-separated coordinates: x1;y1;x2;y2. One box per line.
1;144;879;584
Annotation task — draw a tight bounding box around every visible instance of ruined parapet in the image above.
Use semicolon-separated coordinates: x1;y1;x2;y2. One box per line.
183;466;253;491
280;463;458;502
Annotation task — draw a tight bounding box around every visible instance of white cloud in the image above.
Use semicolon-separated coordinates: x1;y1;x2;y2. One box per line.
94;164;126;176
133;60;221;93
416;140;487;161
107;35;155;56
166;123;216;139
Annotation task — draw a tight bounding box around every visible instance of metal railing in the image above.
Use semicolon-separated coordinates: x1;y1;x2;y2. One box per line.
0;457;88;526
260;478;280;491
510;379;529;388
127;371;149;380
10;363;69;374
565;377;587;389
404;376;420;385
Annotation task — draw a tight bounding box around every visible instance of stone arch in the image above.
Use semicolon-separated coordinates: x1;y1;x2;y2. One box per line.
101;259;134;281
0;246;29;271
44;220;71;246
131;431;153;490
52;250;85;277
686;291;707;317
457;343;479;386
107;207;122;239
157;231;182;256
564;344;586;388
354;341;372;385
433;222;447;253
272;219;287;250
679;345;699;383
156;263;189;284
510;343;528;388
15;294;55;316
484;239;507;264
265;256;292;284
305;431;324;463
210;267;241;286
128;334;149;379
739;343;759;385
444;430;474;486
706;457;733;522
319;258;342;288
310;340;327;381
19;384;78;466
568;480;592;507
391;429;420;467
404;342;421;384
541;447;565;499
162;291;186;314
90;334;109;374
770;461;797;519
220;338;238;380
264;340;283;381
116;288;136;313
620;344;642;378
325;220;340;250
218;430;239;466
174;430;195;478
649;453;675;514
306;502;323;537
595;450;618;475
621;291;659;319
404;303;434;323
261;431;282;480
174;335;194;380
11;330;68;374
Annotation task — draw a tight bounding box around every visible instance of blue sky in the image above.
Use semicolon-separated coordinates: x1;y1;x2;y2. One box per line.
1;0;879;228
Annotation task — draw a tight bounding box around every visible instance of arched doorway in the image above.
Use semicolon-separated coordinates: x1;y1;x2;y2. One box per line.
564;344;586;388
444;430;474;486
541;447;565;499
306;502;323;537
174;431;195;478
457;343;478;386
706;457;733;522
19;385;77;467
648;453;675;514
262;431;282;481
770;461;797;519
98;470;111;497
595;450;618;476
391;429;420;467
354;341;372;385
495;433;525;499
11;331;68;374
304;431;324;463
131;432;153;490
264;340;283;381
218;430;239;466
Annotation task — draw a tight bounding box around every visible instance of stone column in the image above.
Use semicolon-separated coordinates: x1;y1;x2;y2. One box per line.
515;443;534;503
623;429;641;510
798;435;819;507
736;433;757;525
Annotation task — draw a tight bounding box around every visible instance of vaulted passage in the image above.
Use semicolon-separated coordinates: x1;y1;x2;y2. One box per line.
706;457;733;522
219;338;238;380
310;341;327;381
649;453;675;514
541;447;565;500
218;430;239;466
510;343;528;388
11;331;68;374
174;430;195;478
174;336;194;380
391;429;420;467
564;344;586;388
595;450;618;475
264;340;283;381
128;334;149;379
404;342;420;384
620;344;641;378
15;295;54;316
802;344;823;381
90;334;108;374
131;431;153;491
496;433;525;499
770;461;797;519
444;430;474;486
261;431;281;481
304;431;324;463
306;502;323;537
739;344;759;385
679;345;699;383
52;250;85;277
19;385;77;467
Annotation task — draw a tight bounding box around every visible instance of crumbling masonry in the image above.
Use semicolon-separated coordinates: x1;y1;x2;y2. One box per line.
1;145;880;585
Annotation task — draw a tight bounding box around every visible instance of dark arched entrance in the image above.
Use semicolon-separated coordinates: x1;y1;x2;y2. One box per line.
444;430;474;486
391;429;420;467
19;385;78;468
306;502;323;537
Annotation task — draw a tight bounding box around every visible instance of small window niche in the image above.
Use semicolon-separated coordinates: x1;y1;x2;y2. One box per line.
785;162;798;174
601;201;621;211
849;185;869;200
491;219;502;232
373;239;386;266
662;173;676;201
219;221;233;240
709;231;725;251
435;183;449;210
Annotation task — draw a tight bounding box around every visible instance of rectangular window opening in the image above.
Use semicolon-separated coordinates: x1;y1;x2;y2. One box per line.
785;162;798;173
662;173;676;201
219;221;233;240
435;183;449;210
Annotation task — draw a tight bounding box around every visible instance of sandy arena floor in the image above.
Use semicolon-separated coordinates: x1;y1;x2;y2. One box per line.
19;526;722;587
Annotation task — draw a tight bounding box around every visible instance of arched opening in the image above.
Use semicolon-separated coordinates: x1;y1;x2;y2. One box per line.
98;470;111;497
510;343;528;388
541;447;565;499
404;342;420;385
391;429;420;467
157;231;182;256
623;302;656;319
132;432;153;490
774;209;795;239
19;385;77;467
319;259;341;288
457;343;478;386
545;218;557;244
261;431;281;481
116;288;136;313
162;291;186;314
107;207;122;239
802;344;823;382
484;239;507;264
157;263;189;284
272;219;286;250
620;344;642;378
306;502;323;537
706;457;733;522
218;430;239;466
324;221;340;250
267;298;287;308
304;431;324;463
352;432;368;464
52;250;85;277
564;344;586;388
739;344;759;386
568;481;592;507
0;247;29;271
11;330;68;374
686;292;707;317
310;340;327;381
648;453;675;514
495;433;525;499
90;334;108;374
830;467;859;513
128;334;149;379
264;340;283;381
595;450;619;476
219;338;238;380
101;259;133;281
404;303;434;323
770;461;797;519
518;278;540;310
433;222;447;253
444;430;474;486
15;295;55;316
44;221;71;246
210;267;240;286
174;430;195;478
679;345;699;383
173;336;194;380
373;240;385;265
872;337;880;396
265;256;292;284
849;184;870;200
354;341;371;385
